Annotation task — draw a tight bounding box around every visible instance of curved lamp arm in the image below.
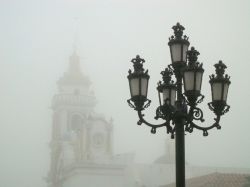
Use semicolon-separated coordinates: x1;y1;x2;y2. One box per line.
185;103;222;136
137;110;173;135
186;116;221;136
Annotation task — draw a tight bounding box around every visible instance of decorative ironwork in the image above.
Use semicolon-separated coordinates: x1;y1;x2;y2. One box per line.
187;47;200;65
192;107;204;122
127;98;151;111
127;23;231;137
130;55;145;73
161;67;173;83
155;106;165;120
171;22;186;39
197;94;205;104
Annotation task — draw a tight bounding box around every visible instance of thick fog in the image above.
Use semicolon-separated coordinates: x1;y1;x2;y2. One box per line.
0;0;250;187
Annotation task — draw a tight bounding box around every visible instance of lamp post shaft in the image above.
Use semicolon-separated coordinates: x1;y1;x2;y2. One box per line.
175;120;185;187
175;74;186;187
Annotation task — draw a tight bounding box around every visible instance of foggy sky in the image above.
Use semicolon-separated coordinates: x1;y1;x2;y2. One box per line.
0;0;250;187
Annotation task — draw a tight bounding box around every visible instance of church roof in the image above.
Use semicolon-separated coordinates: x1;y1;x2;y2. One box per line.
163;172;250;187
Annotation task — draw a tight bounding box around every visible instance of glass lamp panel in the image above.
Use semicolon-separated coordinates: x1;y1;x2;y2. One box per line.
195;72;203;91
182;44;189;62
171;44;182;62
163;89;170;104
170;89;176;106
212;82;223;101
184;71;195;91
141;78;148;97
130;78;139;97
157;90;162;106
223;83;229;101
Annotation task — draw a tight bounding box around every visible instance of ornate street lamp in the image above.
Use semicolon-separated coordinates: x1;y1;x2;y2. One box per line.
183;47;204;105
169;23;190;66
127;55;150;111
157;68;176;107
127;23;231;187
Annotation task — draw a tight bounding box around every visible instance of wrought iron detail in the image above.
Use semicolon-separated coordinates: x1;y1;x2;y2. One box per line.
127;98;151;111
192;107;204;122
130;55;145;73
155;106;165;120
127;99;136;109
127;23;231;138
197;94;205;104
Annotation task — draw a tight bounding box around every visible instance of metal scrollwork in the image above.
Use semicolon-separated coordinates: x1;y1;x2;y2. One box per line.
197;94;205;104
127;99;136;109
144;99;151;109
192;107;204;122
155;106;164;120
186;115;222;136
135;110;174;135
127;98;151;111
208;102;214;112
222;105;230;115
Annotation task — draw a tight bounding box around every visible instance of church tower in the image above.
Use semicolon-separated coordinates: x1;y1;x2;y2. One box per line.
47;51;114;187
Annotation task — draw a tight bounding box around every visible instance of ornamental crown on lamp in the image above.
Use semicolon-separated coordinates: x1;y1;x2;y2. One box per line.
168;22;190;65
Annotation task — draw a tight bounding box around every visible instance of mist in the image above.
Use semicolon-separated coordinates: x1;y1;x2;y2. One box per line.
0;0;250;187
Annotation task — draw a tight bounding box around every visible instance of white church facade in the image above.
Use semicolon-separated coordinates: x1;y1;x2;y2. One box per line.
47;51;137;187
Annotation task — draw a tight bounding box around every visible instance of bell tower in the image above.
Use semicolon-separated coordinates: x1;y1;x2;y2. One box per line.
47;51;114;187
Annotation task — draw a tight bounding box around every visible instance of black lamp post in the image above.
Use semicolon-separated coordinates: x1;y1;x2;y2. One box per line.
127;23;231;187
